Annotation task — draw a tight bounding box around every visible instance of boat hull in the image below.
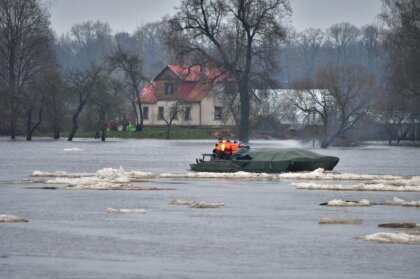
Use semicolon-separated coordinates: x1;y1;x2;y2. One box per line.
190;148;339;173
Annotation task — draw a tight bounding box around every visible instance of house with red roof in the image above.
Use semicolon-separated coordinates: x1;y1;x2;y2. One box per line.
139;65;237;127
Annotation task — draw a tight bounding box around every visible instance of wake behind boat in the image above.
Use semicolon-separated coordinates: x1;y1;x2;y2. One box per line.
190;148;339;173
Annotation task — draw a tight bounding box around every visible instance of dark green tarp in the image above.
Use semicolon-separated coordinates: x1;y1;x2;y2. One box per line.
191;148;339;173
233;148;339;172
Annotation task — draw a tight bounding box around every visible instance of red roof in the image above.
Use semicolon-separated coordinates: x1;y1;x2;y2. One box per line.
139;65;234;104
139;82;158;104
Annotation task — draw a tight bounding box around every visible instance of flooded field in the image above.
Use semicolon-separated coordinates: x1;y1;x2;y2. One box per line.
1;138;420;278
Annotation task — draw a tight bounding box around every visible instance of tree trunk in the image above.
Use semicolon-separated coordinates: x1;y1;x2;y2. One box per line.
68;96;88;141
320;138;332;149
52;95;60;139
165;121;172;139
10;99;17;140
100;108;106;141
68;119;78;141
68;106;84;141
137;97;143;131
26;95;44;141
53;126;60;140
26;110;33;141
9;48;17;140
238;81;250;143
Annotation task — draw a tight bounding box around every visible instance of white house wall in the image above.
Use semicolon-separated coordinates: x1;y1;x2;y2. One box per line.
140;97;235;127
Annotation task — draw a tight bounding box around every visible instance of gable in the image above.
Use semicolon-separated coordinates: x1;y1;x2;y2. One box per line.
154;66;181;81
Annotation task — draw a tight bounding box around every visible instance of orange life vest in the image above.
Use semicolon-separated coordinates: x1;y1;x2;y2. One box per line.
215;141;223;151
231;143;239;153
223;141;232;154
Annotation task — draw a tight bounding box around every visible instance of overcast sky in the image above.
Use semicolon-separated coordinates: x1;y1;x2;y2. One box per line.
49;0;383;35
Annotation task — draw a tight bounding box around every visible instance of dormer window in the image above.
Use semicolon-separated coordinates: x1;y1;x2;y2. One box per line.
165;82;174;95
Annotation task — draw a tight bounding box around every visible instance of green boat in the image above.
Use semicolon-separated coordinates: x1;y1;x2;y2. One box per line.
190;148;339;173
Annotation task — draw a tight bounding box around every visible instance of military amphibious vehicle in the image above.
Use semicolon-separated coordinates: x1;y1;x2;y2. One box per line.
190;148;339;173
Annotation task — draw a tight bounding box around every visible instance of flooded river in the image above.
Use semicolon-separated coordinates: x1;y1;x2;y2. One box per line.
1;138;419;278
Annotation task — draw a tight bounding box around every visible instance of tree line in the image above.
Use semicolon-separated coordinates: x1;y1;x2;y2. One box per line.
0;0;418;147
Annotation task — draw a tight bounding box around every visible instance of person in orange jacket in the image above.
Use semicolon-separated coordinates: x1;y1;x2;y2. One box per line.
231;140;239;154
213;138;224;159
222;140;232;159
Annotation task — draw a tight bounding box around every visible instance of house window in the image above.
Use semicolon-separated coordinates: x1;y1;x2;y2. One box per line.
214;106;222;120
165;83;174;95
184;107;192;121
170;107;178;120
158;106;164;120
143;106;149;120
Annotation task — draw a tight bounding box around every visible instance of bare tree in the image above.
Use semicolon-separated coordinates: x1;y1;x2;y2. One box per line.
43;68;66;140
361;25;380;72
66;64;104;141
168;0;290;143
381;0;420;140
134;21;173;78
159;100;190;139
296;28;324;78
327;23;360;66
22;79;45;141
0;0;52;139
287;80;333;141
289;65;377;148
89;75;125;141
376;90;413;145
109;45;145;131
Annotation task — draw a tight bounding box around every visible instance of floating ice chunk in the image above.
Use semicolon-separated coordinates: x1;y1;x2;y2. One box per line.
360;232;420;245
169;199;196;205
45;167;134;189
188;202;225;208
295;182;420;192
373;177;420;187
385;197;420;207
96;167;130;183
106;208;147;214
378;222;417;228
159;171;272;179
169;199;224;208
278;168;403;180
159;169;405;181
319;216;362;224
127;171;156;179
63;147;82;152
324;199;371;206
0;214;28;223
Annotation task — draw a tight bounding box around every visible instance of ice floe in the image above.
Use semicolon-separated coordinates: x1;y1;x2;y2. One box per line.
169;199;196;205
106;208;147;214
30;167;420;191
42;167;165;190
295;182;420;192
278;168;403;180
33;167;410;181
360;232;420;245
319;217;362;224
169;199;224;208
0;214;28;223
159;171;273;179
63;147;83;152
384;197;420;207
378;222;417;228
188;202;225;208
321;199;371;206
159;168;405;181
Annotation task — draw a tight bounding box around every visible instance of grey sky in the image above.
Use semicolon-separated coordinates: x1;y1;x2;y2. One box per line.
49;0;383;35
